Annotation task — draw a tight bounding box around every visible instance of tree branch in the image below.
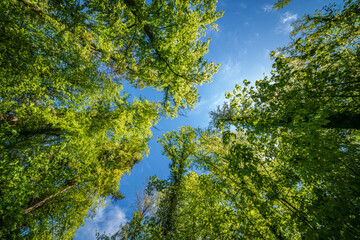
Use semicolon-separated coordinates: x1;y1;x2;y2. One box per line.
23;181;77;216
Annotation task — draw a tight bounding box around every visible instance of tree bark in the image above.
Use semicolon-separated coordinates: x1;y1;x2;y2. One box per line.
22;181;77;216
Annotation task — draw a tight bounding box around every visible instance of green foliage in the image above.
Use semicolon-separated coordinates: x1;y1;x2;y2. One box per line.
209;0;360;238
273;0;291;10
104;1;360;239
0;0;222;238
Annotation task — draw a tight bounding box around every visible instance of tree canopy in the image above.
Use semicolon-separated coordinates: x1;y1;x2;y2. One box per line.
99;1;360;239
209;1;360;238
0;0;222;238
2;0;360;239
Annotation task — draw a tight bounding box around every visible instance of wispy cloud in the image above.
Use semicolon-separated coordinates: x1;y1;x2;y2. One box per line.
281;12;298;24
276;11;298;34
211;93;227;109
262;4;273;12
220;58;242;80
238;2;247;9
75;204;127;240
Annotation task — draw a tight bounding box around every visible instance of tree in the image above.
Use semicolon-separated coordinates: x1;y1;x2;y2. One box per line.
97;127;246;239
210;0;360;238
95;126;199;239
0;95;159;239
212;0;360;132
105;126;307;239
149;126;198;238
0;0;222;238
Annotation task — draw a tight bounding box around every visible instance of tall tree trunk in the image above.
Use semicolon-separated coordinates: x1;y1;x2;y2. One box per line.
161;154;186;237
22;181;77;216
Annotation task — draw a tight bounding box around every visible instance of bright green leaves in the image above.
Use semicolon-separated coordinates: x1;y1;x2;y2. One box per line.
158;126;197;164
155;127;199;237
207;1;360;238
7;0;222;117
218;1;360;135
108;1;360;239
273;0;291;10
121;0;223;117
150;126;301;239
1;0;221;238
0;92;159;238
99;115;358;239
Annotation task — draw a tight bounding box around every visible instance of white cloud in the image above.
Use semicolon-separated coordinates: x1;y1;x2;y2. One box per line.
262;4;273;12
281;11;298;24
75;204;127;240
277;11;298;34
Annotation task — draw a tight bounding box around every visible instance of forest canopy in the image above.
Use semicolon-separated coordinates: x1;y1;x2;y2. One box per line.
98;1;360;239
0;0;222;238
1;0;359;239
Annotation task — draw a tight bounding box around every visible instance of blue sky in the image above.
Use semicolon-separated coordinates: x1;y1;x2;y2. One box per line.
75;0;342;238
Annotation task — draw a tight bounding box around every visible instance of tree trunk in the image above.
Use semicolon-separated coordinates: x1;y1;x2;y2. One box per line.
22;181;77;216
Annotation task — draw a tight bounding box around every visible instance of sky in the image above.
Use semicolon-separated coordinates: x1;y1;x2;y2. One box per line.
75;0;342;238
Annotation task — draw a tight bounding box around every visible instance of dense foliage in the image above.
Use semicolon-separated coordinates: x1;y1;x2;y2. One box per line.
0;0;222;238
99;1;360;239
